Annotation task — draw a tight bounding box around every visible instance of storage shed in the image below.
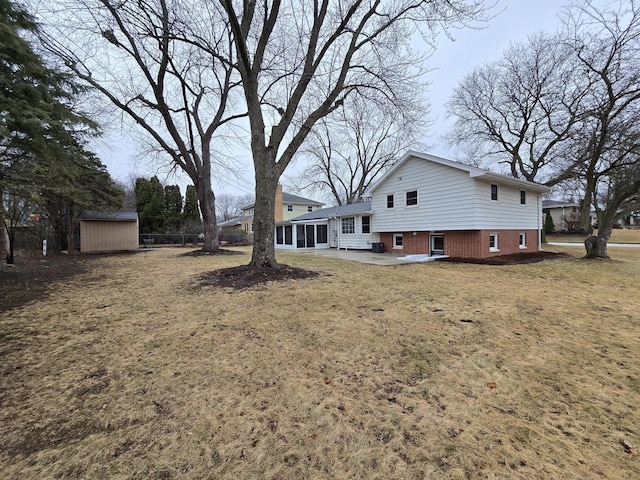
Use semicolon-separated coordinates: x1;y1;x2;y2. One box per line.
79;211;139;253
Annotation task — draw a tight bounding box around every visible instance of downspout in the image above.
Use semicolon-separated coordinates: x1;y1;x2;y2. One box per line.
538;195;542;251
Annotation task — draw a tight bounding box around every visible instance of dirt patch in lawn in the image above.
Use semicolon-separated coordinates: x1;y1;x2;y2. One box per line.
198;264;321;290
443;250;570;265
0;253;92;313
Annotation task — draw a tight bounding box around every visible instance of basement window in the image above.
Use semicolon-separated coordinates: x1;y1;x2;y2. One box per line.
519;232;526;249
489;233;499;252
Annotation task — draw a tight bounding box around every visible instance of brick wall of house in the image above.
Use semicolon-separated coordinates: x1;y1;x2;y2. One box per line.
378;229;540;258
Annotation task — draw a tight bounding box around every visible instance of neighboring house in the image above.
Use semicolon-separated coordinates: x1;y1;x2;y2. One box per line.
542;200;583;232
542;200;638;231
240;184;324;239
79;211;139;253
276;151;551;259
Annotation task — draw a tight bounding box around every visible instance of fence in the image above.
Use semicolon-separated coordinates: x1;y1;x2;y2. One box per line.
139;232;249;247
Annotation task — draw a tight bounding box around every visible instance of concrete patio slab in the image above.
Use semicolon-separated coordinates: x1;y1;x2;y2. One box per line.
298;248;433;265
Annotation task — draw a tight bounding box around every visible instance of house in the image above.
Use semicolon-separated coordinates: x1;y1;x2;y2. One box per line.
277;151;551;259
79;211;139;253
542;200;638;231
239;184;324;240
276;201;375;250
542;200;583;232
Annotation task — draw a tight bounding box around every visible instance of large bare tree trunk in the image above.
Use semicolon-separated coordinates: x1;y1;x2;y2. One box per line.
194;175;219;253
250;157;279;268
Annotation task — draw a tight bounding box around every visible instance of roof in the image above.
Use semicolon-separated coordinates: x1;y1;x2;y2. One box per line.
79;211;138;221
367;150;551;195
542;200;581;208
282;192;324;206
243;192;324;210
218;216;243;228
289;201;372;222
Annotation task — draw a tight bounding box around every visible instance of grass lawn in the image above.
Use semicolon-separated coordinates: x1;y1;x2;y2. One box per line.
1;245;639;479
547;228;640;244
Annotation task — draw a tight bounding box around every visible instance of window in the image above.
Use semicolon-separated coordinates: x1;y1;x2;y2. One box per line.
393;234;403;249
520;190;526;205
308;205;313;212
406;190;418;206
387;194;394;208
489;233;499;252
341;217;355;234
362;216;371;234
244;224;248;232
491;184;498;201
317;225;328;244
251;223;254;232
284;226;293;245
519;232;526;249
276;226;283;244
287;205;293;212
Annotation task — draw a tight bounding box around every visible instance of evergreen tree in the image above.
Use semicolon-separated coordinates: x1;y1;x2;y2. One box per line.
1;0;120;263
164;185;182;232
182;185;201;233
544;210;556;235
135;176;166;234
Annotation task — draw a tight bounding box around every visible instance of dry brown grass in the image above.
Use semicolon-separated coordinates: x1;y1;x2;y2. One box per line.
1;245;639;479
548;228;640;244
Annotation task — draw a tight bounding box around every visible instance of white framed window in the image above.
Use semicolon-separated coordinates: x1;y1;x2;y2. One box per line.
393;234;403;249
520;190;526;205
491;184;498;201
489;233;499;252
341;217;355;234
287;205;293;212
406;190;418;206
519;232;526;249
387;194;394;209
361;216;371;234
307;205;313;212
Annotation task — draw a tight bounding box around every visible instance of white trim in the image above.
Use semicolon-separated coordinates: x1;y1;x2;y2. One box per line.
393;234;404;249
489;233;499;252
519;232;527;249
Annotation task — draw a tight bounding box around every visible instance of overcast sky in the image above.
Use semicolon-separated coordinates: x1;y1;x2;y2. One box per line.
93;0;570;198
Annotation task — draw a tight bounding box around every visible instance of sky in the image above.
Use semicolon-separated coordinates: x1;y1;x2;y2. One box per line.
92;0;569;198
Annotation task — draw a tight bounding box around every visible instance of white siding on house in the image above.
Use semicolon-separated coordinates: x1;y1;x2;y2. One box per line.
371;157;478;232
473;181;543;230
371;156;545;233
336;215;379;249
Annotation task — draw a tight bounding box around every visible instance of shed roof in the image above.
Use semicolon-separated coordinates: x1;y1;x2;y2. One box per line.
80;211;138;222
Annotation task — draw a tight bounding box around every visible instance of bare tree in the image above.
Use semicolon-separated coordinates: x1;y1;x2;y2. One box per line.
561;0;640;256
216;193;253;222
219;0;488;268
295;91;428;206
447;32;587;182
447;0;640;258
38;0;245;251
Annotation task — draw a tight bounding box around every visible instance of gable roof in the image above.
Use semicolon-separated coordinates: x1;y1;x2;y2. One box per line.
542;199;580;208
242;192;324;210
289;201;372;222
368;150;550;194
282;192;324;206
79;211;138;222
